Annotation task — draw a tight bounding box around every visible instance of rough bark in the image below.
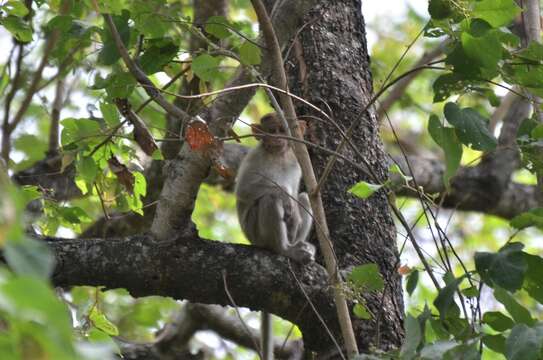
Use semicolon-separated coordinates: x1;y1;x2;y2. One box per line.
46;234;336;352
287;0;404;351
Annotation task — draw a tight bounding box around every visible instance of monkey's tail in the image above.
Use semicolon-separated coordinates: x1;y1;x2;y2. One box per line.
261;311;274;360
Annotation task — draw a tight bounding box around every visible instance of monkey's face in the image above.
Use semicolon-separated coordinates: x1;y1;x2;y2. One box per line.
261;121;289;154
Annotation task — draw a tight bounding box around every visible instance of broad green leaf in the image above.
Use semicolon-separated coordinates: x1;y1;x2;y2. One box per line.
99;102;120;126
77;156;98;185
432;73;472;102
428;0;453;20
98;11;130;66
523;254;543;303
0;276;73;341
400;314;422;360
89;306;119;336
4;237;55;279
419;340;457;360
434;273;464;320
348;181;383;199
239;41;261;65
530;124;543;140
482;334;506;355
461;286;479;298
443;102;497;151
483;311;514;331
461;30;501;76
353;303;371;320
205;16;231;39
191;54;221;81
105;71;137;98
86;328;121;355
494;287;534;325
443;343;479;360
474;242;527;292
473;0;521;28
348;263;384;292
428;115;463;186
46;15;73;32
1;15;32;42
406;270;419;296
3;0;29;16
139;39;179;75
510;208;543;230
517;41;543;63
505;323;543;360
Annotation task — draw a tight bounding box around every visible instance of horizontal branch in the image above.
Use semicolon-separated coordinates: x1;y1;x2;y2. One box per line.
393;155;540;219
45;233;338;352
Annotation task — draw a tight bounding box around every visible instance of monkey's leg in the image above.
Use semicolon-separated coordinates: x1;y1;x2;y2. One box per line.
257;194;290;254
295;192;313;243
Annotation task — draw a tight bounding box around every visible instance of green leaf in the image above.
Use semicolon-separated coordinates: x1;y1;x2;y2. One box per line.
505;323;543;360
98;11;130;66
4;237;55;279
348;181;384;199
531;124;543;140
428;115;463;186
78;156;98;185
406;270;419;296
482;334;506;354
239;41;261;65
87;328;121;355
46;15;73;33
191;54;221;81
428;0;453;20
432;73;472;102
420;341;458;360
473;0;521;28
205;16;231;39
510;208;543;230
443;343;480;360
99;102;120;126
348;263;384;292
353;303;371;320
494;287;534;325
461;286;479;298
483;311;514;331
434;273;464;320
443;102;497;151
139;39;179;75
523;254;543;303
3;0;29;17
517;41;543;63
105;71;137;98
0;276;73;343
400;314;422;360
461;30;501;76
89;306;119;336
474;242;527;292
1;15;32;42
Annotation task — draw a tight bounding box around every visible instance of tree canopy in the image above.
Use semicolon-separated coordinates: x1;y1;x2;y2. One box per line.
1;0;543;359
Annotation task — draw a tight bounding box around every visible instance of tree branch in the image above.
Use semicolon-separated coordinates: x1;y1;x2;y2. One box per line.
44;234;337;352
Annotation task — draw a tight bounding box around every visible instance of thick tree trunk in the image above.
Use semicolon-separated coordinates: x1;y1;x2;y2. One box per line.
287;0;404;351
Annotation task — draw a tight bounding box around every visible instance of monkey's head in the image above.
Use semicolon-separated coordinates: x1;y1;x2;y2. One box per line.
253;113;289;154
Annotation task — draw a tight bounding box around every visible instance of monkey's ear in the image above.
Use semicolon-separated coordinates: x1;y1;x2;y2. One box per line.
251;124;264;140
297;120;307;136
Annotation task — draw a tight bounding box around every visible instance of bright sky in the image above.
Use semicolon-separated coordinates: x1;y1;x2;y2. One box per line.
362;0;429;50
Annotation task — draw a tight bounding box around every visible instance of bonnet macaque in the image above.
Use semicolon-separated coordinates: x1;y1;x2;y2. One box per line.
235;113;315;263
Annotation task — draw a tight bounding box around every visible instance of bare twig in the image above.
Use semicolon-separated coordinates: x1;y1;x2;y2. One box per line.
222;271;263;359
48;79;64;154
93;2;191;127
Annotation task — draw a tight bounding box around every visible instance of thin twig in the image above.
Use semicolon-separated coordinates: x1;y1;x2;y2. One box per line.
222;271;263;359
